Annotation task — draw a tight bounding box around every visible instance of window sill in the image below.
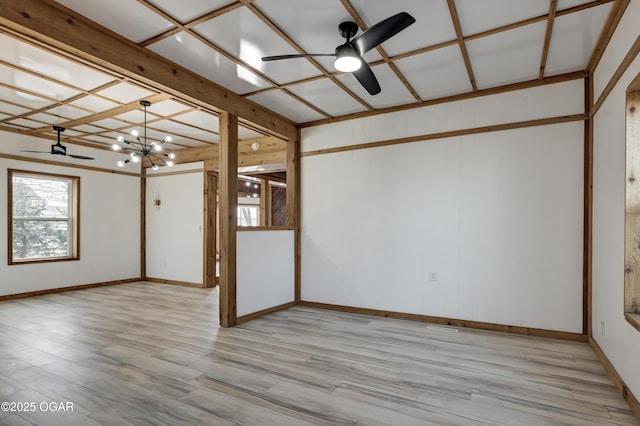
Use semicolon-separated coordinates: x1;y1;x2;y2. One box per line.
625;313;640;332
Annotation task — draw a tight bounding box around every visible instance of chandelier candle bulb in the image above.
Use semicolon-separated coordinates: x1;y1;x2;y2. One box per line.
112;100;175;170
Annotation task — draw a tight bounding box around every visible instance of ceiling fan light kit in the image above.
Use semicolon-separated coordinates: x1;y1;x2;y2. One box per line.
112;100;175;171
262;12;415;95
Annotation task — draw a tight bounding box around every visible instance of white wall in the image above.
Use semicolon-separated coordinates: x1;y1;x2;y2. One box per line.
236;229;295;317
301;81;585;333
0;136;140;296
146;164;204;284
592;0;640;399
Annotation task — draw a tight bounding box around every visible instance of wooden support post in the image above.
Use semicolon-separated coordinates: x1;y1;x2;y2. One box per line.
219;112;238;327
260;178;272;226
140;166;147;280
287;128;302;303
204;170;218;288
584;75;594;336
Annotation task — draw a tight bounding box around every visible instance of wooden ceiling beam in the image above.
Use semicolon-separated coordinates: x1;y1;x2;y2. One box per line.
447;0;477;92
0;0;297;140
587;0;630;73
539;0;558;80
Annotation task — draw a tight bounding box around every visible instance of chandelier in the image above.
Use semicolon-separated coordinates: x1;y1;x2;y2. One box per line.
112;100;175;170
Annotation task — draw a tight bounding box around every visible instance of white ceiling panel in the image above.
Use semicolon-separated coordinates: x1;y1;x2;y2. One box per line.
545;3;613;76
149;120;217;142
70;95;119;112
70;124;106;134
0;34;115;91
91;118;131;130
0;86;53;109
395;44;473;100
194;7;321;85
96;82;155;104
148;32;271;95
558;0;603;10
467;21;546;89
456;0;550;36
146;99;192;116
8;118;41;129
148;0;232;23
0;113;10;121
336;64;416;108
287;78;367;117
238;126;264;140
0;65;81;101
115;111;161;123
44;105;93;120
81;135;115;145
55;0;174;43
248;90;326;123
350;0;455;55
172;110;220;133
27;113;67;125
256;0;383;73
0;101;30;116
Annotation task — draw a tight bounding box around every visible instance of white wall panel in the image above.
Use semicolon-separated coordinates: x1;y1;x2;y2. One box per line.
592;31;640;399
237;230;295;317
302;79;584;153
0;157;140;296
146;171;203;284
302;122;584;333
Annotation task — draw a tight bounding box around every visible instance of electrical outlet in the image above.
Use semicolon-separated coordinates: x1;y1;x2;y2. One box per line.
601;320;606;337
429;272;437;282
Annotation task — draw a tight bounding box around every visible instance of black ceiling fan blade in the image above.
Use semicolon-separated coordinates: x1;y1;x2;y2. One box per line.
68;154;95;160
352;12;416;56
352;61;381;95
20;150;50;154
262;53;335;61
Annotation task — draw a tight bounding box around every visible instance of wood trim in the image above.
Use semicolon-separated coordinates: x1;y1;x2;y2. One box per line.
589;337;640;420
0;278;140;301
259;178;272;226
539;0;558;79
592;33;640;116
587;0;631;73
0;152;139;176
237;226;294;231
300;301;588;342
145;168;204;177
289;128;302;303
300;71;587;128
236;301;297;325
447;0;477;91
585;75;594;337
302;114;587;157
140;166;146;279
625;313;640;332
0;0;297;140
145;277;204;288
218;112;238;327
204;170;217;288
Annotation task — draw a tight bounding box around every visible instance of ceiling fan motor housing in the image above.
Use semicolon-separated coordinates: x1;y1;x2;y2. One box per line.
338;21;359;40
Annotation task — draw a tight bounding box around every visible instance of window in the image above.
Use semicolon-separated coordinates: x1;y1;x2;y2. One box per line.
238;205;259;227
8;170;79;264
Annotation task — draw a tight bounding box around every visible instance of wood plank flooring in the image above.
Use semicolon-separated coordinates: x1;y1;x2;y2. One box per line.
0;282;637;425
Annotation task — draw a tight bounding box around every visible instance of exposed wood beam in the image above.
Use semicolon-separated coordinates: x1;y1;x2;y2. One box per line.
447;0;477;91
259;178;272;226
287;128;301;302
301;71;587;127
218;112;238;328
539;0;558;80
0;0;297;140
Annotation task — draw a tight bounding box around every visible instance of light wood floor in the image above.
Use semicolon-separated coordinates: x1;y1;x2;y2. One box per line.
0;282;637;426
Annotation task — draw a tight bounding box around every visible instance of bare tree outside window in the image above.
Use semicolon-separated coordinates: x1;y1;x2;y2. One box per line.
8;170;79;264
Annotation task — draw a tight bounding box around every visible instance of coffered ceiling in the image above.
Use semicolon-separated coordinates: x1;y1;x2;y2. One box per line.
0;0;619;157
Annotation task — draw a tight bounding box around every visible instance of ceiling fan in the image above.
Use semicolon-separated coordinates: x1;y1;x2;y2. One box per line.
21;125;95;160
262;12;416;95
